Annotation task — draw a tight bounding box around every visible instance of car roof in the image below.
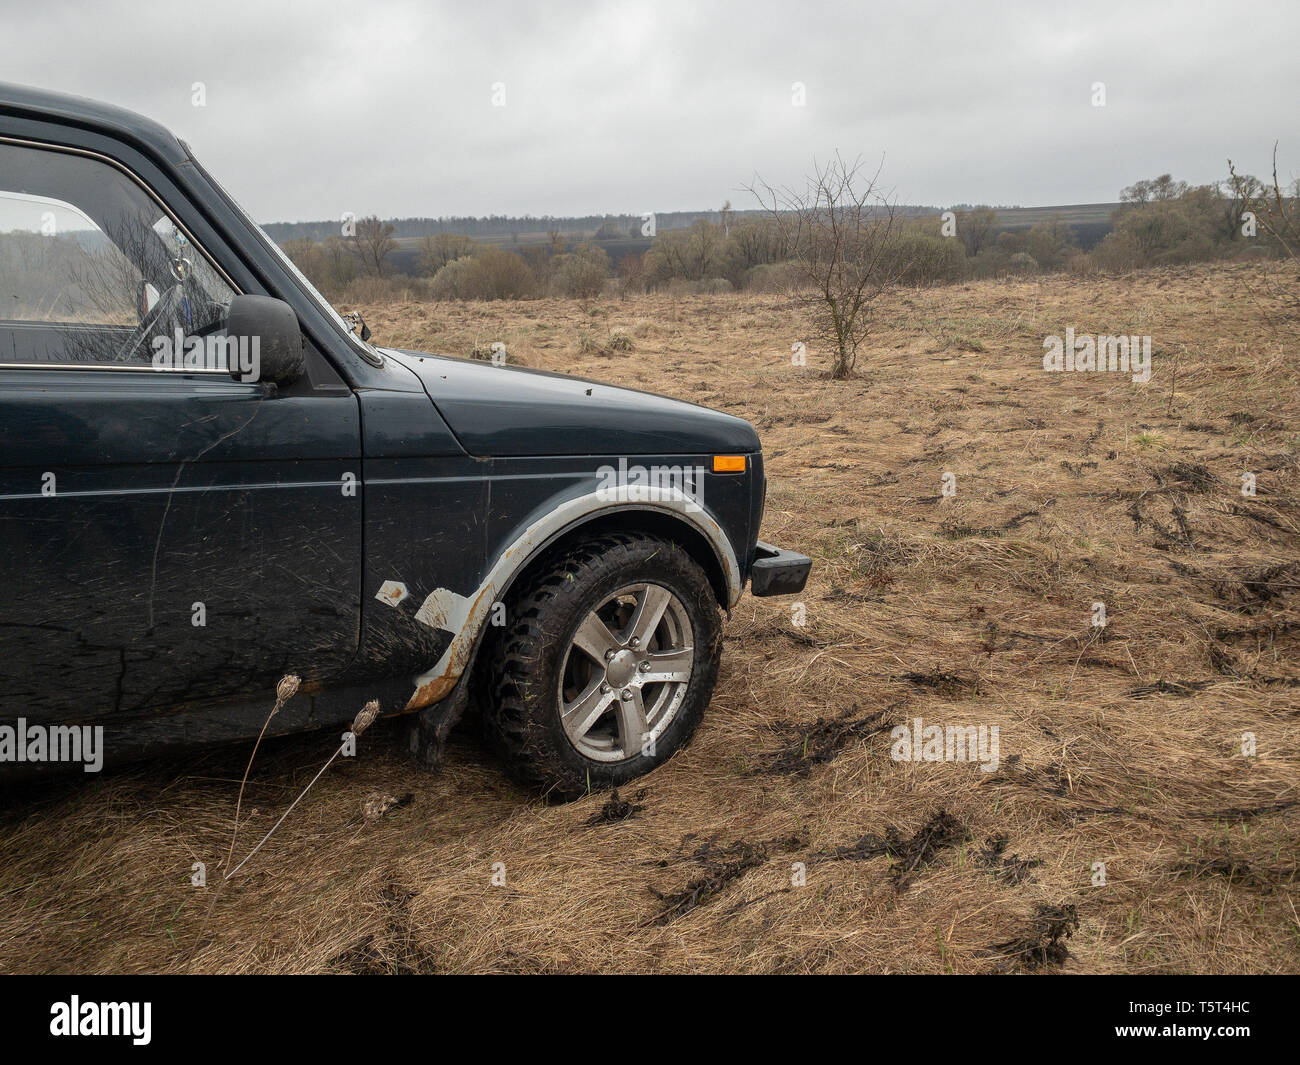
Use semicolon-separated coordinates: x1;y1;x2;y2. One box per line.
0;81;188;164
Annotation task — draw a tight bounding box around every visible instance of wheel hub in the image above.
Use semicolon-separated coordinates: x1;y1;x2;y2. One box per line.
605;648;638;688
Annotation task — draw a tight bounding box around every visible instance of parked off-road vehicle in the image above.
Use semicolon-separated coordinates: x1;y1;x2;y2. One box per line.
0;84;810;797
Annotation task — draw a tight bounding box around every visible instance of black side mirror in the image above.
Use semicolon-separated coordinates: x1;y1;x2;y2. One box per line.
225;295;304;384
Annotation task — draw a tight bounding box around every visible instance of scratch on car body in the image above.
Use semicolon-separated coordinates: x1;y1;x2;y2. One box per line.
413;587;471;632
374;580;409;607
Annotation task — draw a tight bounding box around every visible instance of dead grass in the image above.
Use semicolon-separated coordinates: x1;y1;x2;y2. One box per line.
1;261;1297;974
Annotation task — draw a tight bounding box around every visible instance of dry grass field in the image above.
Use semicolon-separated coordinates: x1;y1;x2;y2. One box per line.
1;260;1297;974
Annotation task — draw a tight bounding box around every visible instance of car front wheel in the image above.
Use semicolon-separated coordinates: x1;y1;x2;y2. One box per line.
484;532;723;799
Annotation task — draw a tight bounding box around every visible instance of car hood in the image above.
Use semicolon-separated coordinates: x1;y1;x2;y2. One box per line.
382;348;760;457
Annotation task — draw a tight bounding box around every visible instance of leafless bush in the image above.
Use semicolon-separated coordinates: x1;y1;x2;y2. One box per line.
348;215;398;278
747;153;904;378
1229;144;1298;328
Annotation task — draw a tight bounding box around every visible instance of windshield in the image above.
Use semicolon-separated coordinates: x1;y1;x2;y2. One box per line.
185;150;383;365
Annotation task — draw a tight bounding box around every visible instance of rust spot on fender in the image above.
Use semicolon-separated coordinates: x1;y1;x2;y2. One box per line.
404;672;457;711
403;582;498;711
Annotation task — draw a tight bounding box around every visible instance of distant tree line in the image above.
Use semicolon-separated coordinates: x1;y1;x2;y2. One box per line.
281;223;618;300
264;208;822;244
277;171;1294;303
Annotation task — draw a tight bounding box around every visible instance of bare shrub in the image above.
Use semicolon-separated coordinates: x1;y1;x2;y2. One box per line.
347;215;397;278
744;261;806;294
748;153;904;378
419;233;478;275
549;243;610;298
430;248;535;300
1008;252;1040;275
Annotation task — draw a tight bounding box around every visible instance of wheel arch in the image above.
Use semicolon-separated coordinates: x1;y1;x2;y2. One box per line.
507;508;732;608
403;492;740;712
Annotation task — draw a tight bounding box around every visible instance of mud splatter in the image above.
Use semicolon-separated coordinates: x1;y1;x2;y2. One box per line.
1189;799;1300;822
898;669;980;697
1159;461;1216;493
811;809;967;890
1125;679;1212;698
647;833;806;925
585;788;646;826
981;904;1079;972
329;876;437;974
762;705;896;776
1172;853;1294;893
974;834;1042;885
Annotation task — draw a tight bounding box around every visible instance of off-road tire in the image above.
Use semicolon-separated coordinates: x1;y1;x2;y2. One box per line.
483;532;723;799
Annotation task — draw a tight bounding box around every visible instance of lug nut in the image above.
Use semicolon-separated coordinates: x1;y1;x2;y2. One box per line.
605;649;616;661
620;689;632;700
600;682;611;694
639;661;651;673
628;637;640;649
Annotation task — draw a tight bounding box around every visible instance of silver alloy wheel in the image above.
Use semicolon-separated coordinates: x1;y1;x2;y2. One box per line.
557;583;695;763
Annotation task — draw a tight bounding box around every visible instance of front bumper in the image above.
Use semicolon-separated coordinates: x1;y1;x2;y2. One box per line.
749;540;812;597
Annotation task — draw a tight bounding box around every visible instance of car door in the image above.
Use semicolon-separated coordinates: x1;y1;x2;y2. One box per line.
0;138;362;729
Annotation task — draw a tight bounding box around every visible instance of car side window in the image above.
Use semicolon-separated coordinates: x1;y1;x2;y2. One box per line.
0;142;237;367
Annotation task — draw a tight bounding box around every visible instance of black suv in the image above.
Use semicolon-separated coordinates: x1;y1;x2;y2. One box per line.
0;84;809;796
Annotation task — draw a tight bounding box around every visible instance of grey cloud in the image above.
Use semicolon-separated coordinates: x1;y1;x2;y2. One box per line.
2;0;1294;221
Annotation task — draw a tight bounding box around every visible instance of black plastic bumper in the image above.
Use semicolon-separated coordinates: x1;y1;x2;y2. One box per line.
749;540;812;597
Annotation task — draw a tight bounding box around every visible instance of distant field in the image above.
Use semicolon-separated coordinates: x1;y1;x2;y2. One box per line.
1;260;1295;974
388;232;656;273
990;201;1121;248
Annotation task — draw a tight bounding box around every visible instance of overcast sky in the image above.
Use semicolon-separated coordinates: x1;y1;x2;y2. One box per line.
2;0;1295;223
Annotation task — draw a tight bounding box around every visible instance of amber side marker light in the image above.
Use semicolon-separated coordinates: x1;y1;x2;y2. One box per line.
712;455;747;473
